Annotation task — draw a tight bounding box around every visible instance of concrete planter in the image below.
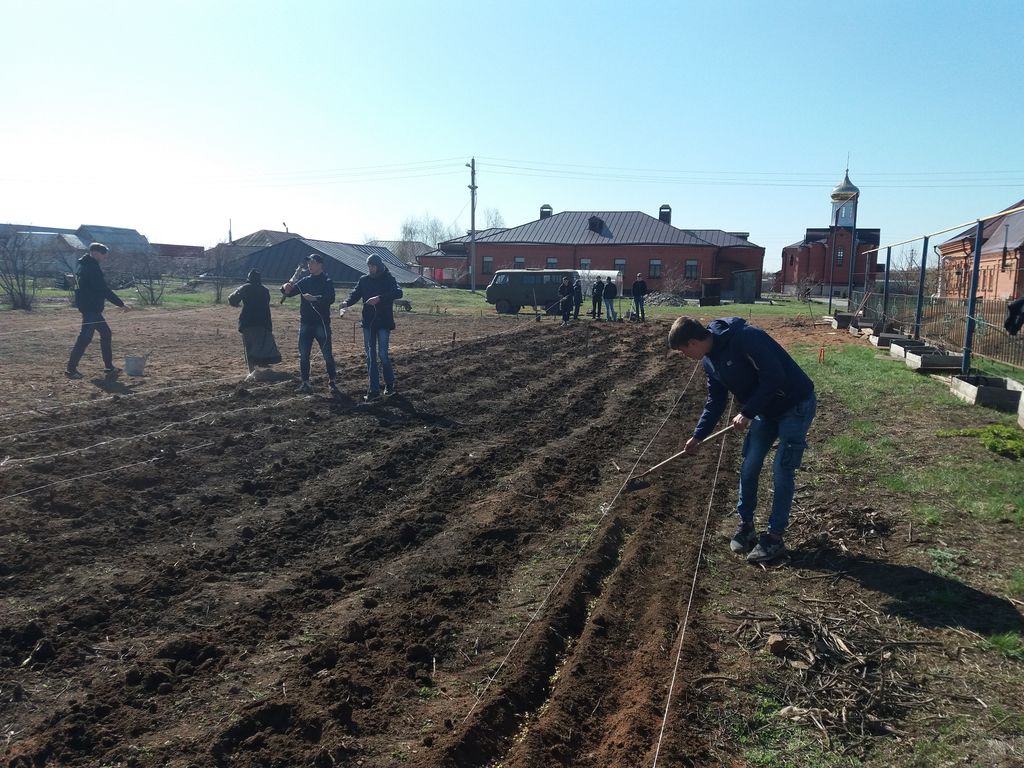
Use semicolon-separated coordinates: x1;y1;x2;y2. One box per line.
870;332;911;349
889;339;929;359
830;313;854;329
950;376;1024;413
905;347;962;372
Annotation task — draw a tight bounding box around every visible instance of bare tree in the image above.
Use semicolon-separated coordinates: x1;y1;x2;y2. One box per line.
400;214;461;249
133;247;169;306
483;208;505;229
206;242;234;303
0;231;37;310
888;246;939;295
659;263;700;298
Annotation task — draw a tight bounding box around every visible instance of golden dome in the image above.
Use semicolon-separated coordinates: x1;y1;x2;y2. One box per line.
831;170;860;201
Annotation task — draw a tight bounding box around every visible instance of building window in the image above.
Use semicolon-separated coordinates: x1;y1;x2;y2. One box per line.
836;247;844;266
482;256;493;274
580;258;591;271
685;259;699;279
514;256;525;268
613;258;626;274
648;259;662;278
546;257;558;269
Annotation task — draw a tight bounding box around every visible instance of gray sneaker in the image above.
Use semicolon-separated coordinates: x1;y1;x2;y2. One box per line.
296;380;314;394
747;534;786;563
729;523;757;554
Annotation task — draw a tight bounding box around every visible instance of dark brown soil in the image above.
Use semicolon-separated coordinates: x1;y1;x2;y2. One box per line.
0;306;1019;767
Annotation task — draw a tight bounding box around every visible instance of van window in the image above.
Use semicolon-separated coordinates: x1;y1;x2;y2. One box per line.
523;274;543;285
493;273;509;284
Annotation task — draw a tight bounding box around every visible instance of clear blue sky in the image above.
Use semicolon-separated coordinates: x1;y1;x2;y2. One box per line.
2;0;1022;271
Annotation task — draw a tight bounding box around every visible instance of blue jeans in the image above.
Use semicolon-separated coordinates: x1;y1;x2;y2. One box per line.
604;298;617;321
633;295;645;320
362;327;394;394
298;322;337;382
68;311;113;371
736;392;816;536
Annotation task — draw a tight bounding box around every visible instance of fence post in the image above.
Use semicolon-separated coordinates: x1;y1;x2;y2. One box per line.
913;236;929;340
881;246;892;330
962;220;985;375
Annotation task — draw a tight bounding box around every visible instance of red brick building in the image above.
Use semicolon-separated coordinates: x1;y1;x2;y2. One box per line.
419;205;765;300
937;199;1024;301
778;172;880;298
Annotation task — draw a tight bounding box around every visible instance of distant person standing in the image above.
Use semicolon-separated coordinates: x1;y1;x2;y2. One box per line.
603;276;618;321
558;275;573;327
631;272;649;322
280;253;337;394
228;269;281;381
65;242;129;379
572;276;583;320
591;278;604;319
339;253;403;401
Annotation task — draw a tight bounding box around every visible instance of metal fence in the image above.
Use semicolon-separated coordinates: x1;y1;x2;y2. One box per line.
853;289;1024;370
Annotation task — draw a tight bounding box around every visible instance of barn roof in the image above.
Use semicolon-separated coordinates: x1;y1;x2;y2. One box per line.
475;211;724;247
940;198;1024;256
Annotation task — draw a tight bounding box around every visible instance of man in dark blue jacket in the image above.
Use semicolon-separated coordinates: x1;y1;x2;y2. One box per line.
280;253;337;393
669;317;816;563
339;253;403;401
65;242;129;379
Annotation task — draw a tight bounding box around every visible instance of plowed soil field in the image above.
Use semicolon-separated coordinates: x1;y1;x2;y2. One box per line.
1;306;836;767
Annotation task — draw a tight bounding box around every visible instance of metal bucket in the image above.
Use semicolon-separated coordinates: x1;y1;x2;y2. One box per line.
125;355;147;376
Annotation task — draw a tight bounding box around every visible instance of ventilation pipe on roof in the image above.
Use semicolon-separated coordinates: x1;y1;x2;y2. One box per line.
659;204;672;225
540;204;553;219
588;216;604;234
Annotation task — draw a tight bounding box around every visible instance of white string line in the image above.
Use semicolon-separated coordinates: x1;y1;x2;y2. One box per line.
0;322;535;484
461;359;702;726
0;426;275;503
0;395;301;467
0;379;292;442
0;305;223;337
651;402;734;768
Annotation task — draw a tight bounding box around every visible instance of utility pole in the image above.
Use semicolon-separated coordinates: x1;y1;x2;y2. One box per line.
467;158;477;292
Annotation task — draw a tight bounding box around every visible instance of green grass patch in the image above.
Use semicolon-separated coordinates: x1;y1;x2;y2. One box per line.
1007;569;1024;597
911;503;944;526
937;424;1024;461
926;547;969;579
981;631;1024;661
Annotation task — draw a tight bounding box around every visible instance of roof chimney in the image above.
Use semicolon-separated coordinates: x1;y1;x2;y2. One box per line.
540;204;553;219
588;215;604;234
659;204;672;225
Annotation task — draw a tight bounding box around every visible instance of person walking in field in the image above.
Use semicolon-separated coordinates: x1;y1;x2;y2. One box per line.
65;242;129;379
591;278;604;319
631;272;649;322
603;276;618;321
280;253;338;394
228;269;281;381
668;316;816;563
339;253;403;402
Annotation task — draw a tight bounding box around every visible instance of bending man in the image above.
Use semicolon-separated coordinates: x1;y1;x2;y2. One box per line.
668;317;816;563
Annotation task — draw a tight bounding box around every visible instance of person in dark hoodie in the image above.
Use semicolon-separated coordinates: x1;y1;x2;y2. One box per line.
229;270;281;381
572;276;583;320
590;278;604;319
1004;295;1024;336
558;275;573;327
65;242;129;379
631;272;649;322
280;253;337;394
668;316;816;563
339;253;403;401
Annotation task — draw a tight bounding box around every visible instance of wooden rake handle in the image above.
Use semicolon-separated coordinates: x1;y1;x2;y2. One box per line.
632;423;736;481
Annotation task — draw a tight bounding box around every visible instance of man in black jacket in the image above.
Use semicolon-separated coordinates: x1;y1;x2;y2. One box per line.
603;276;618;321
631;272;649;322
572;276;583;320
339;253;403;401
590;279;604;319
558;276;573;327
65;242;128;379
228;270;281;380
1005;296;1024;336
281;253;337;393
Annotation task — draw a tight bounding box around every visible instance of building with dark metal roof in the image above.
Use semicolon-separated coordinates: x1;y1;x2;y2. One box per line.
420;205;764;300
